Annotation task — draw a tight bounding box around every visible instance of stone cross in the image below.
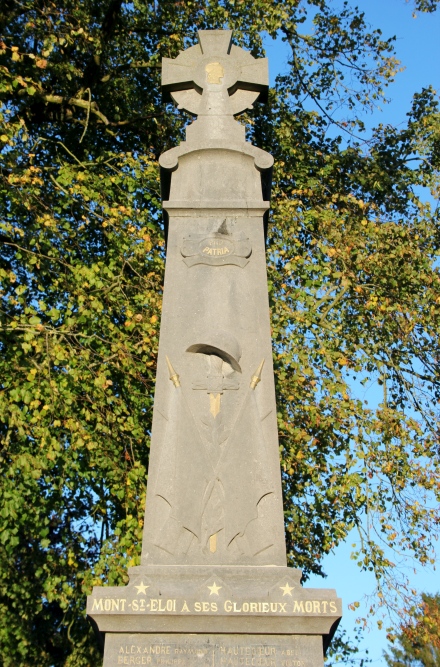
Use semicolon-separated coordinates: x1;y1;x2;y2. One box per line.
161;29;268;119
87;30;341;667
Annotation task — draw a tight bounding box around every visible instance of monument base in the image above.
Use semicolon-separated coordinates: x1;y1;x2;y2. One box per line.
103;633;324;667
87;566;341;666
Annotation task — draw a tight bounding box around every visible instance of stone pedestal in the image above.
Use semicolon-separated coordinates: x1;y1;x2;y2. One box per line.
104;634;324;667
87;566;341;666
87;29;341;665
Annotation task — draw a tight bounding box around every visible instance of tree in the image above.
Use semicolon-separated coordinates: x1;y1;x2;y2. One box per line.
0;0;439;664
384;593;440;667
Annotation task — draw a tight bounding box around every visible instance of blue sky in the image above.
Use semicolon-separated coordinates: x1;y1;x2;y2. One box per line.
264;2;440;664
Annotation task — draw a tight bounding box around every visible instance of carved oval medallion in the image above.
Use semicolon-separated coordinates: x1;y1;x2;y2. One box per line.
205;62;225;84
199;237;234;258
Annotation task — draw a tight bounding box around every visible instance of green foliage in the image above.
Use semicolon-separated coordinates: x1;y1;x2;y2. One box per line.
414;0;440;13
384;593;440;667
0;0;439;664
266;85;440;585
325;624;370;666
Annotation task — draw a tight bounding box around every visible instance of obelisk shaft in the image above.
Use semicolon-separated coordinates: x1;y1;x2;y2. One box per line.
141;212;286;565
140;30;286;566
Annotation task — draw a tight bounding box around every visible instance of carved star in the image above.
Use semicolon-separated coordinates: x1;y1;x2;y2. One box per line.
134;581;149;595
207;582;222;596
280;583;294;596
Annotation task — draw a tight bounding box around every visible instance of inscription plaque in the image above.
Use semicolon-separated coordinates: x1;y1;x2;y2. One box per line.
104;635;323;667
87;565;341;637
181;232;252;268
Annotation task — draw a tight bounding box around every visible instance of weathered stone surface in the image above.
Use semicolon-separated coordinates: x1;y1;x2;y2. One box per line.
87;29;342;664
103;634;324;667
141;29;283;567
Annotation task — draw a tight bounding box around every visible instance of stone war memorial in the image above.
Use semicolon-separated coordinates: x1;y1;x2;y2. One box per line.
87;29;342;667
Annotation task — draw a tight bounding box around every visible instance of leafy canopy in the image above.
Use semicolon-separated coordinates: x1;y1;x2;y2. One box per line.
384;593;440;667
1;0;440;664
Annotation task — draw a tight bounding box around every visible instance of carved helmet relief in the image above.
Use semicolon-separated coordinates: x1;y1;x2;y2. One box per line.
187;330;242;370
188;330;242;423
